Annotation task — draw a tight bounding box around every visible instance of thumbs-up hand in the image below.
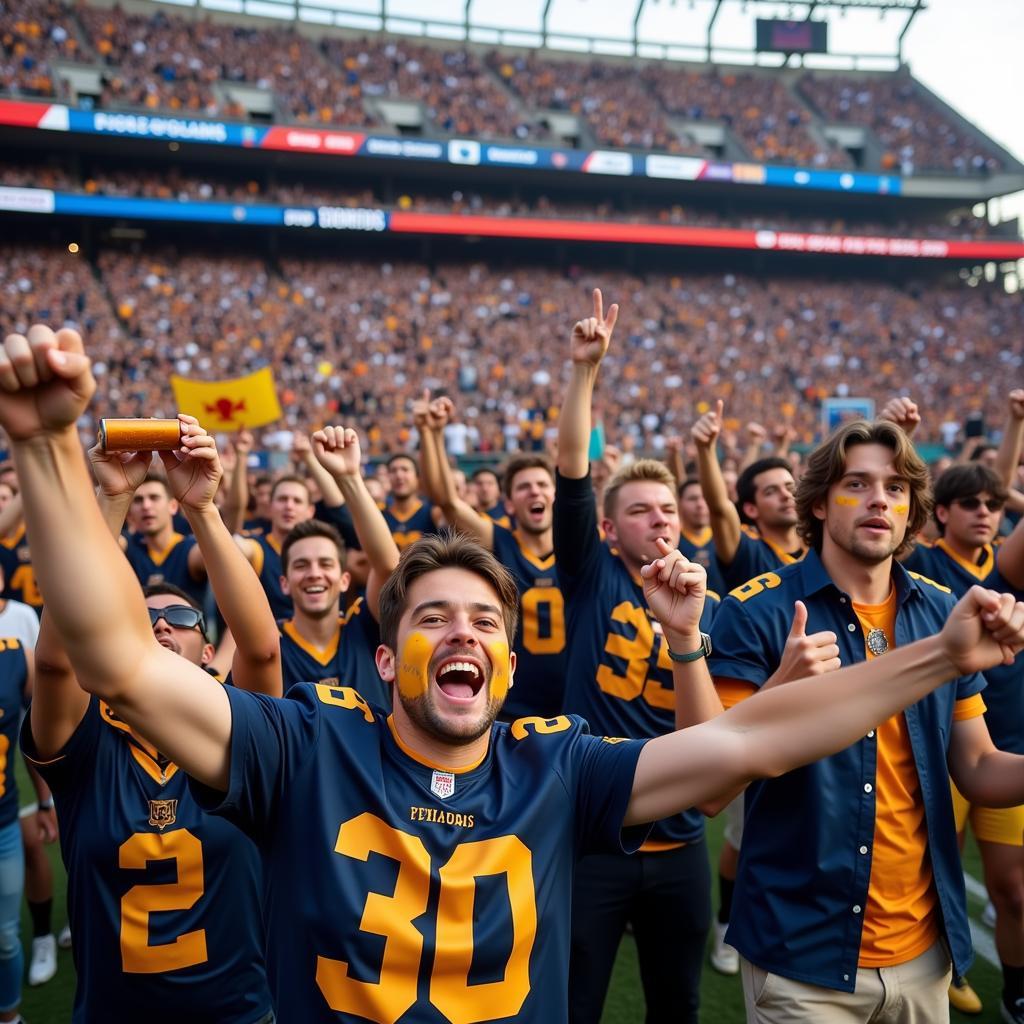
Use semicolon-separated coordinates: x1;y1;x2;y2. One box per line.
766;601;842;688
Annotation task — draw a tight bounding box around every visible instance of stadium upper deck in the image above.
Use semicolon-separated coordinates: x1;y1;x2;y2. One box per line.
1;0;1019;184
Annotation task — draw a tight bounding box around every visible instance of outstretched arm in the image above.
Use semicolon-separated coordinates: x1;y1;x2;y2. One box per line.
627;585;1024;825
995;390;1024;492
997;510;1024;590
557;288;618;481
162;416;281;696
3;326;231;789
691;400;741;565
311;426;399;619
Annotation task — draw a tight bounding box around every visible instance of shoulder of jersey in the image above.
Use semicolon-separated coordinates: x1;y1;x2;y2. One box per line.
498;714;590;750
905;570;953;596
725;563;802;606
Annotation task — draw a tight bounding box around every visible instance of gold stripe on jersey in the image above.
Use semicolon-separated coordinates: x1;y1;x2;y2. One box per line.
282;618;342;665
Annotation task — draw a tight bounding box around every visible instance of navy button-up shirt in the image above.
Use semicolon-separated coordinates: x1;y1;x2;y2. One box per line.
709;548;984;991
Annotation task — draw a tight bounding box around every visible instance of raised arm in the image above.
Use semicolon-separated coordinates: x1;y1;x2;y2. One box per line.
161;416;282;696
2;326;231;789
691;400;741;565
627;585;1024;825
220;428;253;534
557;288;618;481
311;426;399;619
424;397;493;548
878;396;922;438
997;509;1024;591
995;390;1024;492
31;431;155;758
294;430;344;509
737;421;767;473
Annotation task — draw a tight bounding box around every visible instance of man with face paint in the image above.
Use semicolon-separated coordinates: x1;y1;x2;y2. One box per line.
709;418;1024;1024
8;324;1024;1024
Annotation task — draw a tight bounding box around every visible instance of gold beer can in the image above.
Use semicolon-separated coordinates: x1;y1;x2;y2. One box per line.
99;418;182;452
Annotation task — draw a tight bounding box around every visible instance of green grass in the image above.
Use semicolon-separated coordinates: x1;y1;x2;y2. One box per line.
14;772;1009;1024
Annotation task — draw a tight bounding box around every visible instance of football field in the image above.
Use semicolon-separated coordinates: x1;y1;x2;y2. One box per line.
17;795;1005;1023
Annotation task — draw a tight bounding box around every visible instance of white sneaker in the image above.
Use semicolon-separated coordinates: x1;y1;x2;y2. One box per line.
709;920;739;975
983;901;997;929
57;924;71;949
28;933;57;986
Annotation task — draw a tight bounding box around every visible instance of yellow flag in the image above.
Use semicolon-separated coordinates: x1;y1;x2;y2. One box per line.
170;367;282;432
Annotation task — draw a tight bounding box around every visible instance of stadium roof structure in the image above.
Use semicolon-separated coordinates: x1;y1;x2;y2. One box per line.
154;0;927;69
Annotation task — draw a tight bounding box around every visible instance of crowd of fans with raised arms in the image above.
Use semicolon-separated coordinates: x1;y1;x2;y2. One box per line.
0;271;1019;1023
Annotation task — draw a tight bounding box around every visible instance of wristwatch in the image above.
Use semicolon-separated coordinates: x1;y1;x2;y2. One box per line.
667;633;713;664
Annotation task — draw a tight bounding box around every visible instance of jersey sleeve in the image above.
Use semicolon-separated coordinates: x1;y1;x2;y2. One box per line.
553;470;602;598
953;693;986;721
557;721;651;856
20;695;102;801
188;685;321;843
708;597;776;688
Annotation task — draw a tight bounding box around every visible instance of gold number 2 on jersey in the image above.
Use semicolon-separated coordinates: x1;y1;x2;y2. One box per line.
119;829;207;973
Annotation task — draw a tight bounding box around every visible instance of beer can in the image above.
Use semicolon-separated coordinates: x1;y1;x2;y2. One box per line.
99;418;182;452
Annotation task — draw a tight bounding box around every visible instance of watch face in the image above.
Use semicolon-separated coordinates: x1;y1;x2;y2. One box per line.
701;633;713;657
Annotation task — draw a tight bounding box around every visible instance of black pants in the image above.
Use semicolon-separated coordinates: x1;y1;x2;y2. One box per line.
569;841;711;1024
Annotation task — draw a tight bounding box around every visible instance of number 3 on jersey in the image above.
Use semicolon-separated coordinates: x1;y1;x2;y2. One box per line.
317;813;536;1024
595;601;675;710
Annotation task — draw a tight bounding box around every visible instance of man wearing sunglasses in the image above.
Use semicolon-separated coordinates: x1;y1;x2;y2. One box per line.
903;463;1024;1024
21;416;277;1024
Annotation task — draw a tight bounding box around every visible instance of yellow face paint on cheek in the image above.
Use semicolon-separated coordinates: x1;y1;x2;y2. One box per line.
893;505;909;516
484;640;511;703
397;632;433;701
834;495;859;507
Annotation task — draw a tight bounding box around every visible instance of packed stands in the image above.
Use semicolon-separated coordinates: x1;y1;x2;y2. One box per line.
800;73;1004;175
1;0;1012;174
1;243;1017;455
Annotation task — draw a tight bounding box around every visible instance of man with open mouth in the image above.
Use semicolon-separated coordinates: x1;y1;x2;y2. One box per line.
6;321;1024;1024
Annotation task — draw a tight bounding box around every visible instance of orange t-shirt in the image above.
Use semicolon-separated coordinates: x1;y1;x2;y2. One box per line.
855;588;984;967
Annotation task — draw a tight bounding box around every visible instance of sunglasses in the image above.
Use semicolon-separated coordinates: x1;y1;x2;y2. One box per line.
954;496;1005;513
147;605;207;636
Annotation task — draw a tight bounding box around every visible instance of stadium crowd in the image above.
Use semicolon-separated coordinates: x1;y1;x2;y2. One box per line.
0;0;1009;173
0;285;1021;1024
0;242;1019;463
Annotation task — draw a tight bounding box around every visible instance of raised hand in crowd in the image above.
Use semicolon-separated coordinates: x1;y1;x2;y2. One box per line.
879;395;922;436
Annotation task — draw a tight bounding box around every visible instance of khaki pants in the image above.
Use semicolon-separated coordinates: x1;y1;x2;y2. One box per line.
740;941;951;1024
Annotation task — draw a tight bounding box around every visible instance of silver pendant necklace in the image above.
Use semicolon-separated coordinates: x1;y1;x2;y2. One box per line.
866;628;889;656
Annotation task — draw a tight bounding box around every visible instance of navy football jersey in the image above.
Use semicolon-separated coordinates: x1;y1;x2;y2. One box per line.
382;497;438;550
553;472;717;847
483;503;513;530
250;534;292;621
242;516;272;538
904;539;1024;753
0;641;28;828
278;596;389;708
719;529;803;592
192;684;648;1023
0;524;42;612
678;527;726;598
491;525;566;720
22;698;270;1024
124;532;207;609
